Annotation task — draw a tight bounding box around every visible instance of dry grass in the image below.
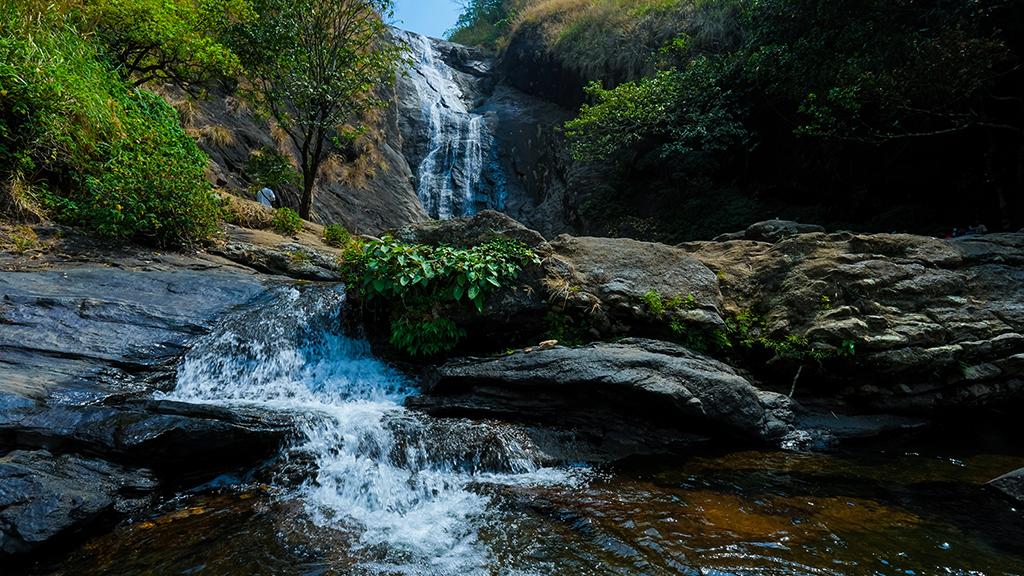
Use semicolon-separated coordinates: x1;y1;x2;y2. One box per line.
503;0;739;83
0;224;40;253
270;121;291;151
219;191;274;229
198;125;236;146
224;94;251;117
0;174;46;223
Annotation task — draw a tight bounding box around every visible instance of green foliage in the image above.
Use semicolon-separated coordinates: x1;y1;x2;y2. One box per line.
389;314;466;357
639;288;856;363
565;58;746;164
0;4;218;245
271;207;302;235
739;0;1010;142
232;0;406;218
543;310;591;346
342;236;540;356
322;223;351;247
719;310;856;363
642;290;665;316
85;0;254;88
447;0;515;48
247;147;298;191
642;289;697;317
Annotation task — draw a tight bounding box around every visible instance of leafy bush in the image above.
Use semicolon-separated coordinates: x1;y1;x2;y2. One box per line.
565;58;746;164
0;4;219;245
246;147;298;192
322;223;351;247
389;315;466;357
84;0;254;88
447;0;516;48
343;236;540;356
271;207;302;235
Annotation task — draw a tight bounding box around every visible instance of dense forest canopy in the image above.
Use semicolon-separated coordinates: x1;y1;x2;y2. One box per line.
451;0;1024;240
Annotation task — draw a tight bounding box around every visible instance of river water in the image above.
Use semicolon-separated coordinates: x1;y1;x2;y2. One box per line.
44;284;1024;575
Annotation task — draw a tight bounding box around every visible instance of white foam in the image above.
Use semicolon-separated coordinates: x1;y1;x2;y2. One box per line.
167;285;586;574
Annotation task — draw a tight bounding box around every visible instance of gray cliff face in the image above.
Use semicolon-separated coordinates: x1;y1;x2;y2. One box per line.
391;31;581;234
393;30;504;219
187;84;426;235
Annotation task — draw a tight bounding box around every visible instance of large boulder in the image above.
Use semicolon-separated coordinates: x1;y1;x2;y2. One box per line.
713;219;826;243
393;209;547;248
682;232;1024;411
415;338;794;445
0;450;156;556
546;235;725;335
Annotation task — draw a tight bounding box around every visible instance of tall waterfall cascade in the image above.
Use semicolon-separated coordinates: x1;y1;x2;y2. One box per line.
396;30;506;220
167;285;584;574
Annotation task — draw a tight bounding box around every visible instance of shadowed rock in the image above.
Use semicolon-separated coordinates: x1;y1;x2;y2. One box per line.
416;338;794;444
0;450;156;556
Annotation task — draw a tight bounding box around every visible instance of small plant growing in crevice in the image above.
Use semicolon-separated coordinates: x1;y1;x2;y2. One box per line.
544;310;593;346
342;236;540;357
641;291;857;365
322;223;350;247
718;310;856;362
642;289;698;318
288;249;310;264
271;207;302;236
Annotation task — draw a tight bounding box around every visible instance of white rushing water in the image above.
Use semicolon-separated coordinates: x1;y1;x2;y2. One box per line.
398;31;499;220
167;285;582;575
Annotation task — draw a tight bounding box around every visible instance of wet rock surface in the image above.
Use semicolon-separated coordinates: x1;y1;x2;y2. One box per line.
0;450;156;556
988;467;1024;506
417;338;794;444
0;260;292;558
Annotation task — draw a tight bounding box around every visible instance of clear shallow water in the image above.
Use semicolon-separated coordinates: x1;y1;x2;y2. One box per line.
42;283;1024;576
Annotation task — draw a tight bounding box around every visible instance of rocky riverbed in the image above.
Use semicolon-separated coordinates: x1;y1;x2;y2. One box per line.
2;214;1023;572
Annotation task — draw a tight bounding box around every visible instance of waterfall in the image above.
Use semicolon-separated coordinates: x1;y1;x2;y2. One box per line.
397;31;504;220
166;284;583;574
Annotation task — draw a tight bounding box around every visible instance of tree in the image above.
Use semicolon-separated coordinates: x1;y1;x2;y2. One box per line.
564;58;747;166
84;0;255;88
447;0;514;48
234;0;404;219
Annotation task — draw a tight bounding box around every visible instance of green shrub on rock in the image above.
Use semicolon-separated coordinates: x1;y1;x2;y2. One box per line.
0;3;218;245
322;223;351;247
342;236;540;356
271;207;302;235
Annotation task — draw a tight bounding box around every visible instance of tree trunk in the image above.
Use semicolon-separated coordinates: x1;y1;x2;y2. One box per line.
300;170;315;220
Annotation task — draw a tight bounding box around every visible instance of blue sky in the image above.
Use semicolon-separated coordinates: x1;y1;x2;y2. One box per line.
392;0;463;39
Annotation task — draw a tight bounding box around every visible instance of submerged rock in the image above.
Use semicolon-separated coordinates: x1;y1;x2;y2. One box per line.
0;450;156;556
416;338;794;446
